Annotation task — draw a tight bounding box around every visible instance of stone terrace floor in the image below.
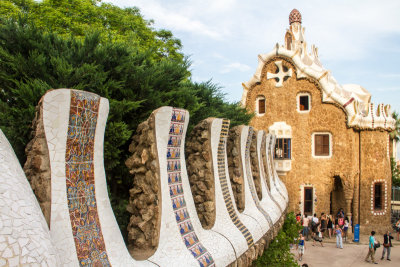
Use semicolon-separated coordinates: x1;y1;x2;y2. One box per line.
291;234;400;266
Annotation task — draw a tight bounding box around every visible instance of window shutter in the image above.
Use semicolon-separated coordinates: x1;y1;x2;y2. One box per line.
315;134;330;156
322;135;330;155
315;135;322;155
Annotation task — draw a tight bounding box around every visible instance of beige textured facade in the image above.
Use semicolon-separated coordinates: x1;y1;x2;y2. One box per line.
243;9;395;234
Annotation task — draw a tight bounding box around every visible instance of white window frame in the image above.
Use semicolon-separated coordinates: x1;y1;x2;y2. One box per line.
311;132;332;159
371;179;388;215
255;96;266;116
297;92;311;113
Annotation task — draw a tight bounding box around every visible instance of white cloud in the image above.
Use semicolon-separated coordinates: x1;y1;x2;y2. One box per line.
106;0;400;110
107;0;222;38
374;86;400;92
378;73;400;79
220;63;251;74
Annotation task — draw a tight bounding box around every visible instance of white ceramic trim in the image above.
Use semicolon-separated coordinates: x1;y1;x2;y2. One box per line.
240;127;270;236
257;131;282;224
209;119;252;260
0;130;59;266
43;89;78;266
370;180;388;215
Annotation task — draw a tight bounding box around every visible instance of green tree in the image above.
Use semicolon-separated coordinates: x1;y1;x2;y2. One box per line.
390;111;400;142
391;158;400;187
0;0;183;62
390;111;400;187
253;212;302;267
0;17;252;239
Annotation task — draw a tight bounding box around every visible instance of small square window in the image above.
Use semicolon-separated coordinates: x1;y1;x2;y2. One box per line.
299;95;309;111
312;133;332;158
297;93;311;113
314;134;329;156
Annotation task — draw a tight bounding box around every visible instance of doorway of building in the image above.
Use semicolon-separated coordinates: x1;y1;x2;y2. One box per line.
304;187;313;216
331;175;346;216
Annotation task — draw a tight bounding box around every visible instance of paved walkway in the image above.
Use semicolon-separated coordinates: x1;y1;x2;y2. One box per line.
291;234;400;266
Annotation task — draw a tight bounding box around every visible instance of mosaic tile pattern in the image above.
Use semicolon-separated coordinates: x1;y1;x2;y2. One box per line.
65;90;110;266
217;120;254;247
167;108;215;267
0;130;59;266
244;128;273;227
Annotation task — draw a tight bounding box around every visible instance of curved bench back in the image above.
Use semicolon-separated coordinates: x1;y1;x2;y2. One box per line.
40;89;154;266
0;130;59;266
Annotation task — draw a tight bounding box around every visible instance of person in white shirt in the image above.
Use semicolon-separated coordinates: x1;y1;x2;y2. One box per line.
312;213;319;224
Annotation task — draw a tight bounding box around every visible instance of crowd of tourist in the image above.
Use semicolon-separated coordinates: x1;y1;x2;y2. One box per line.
294;210;400;264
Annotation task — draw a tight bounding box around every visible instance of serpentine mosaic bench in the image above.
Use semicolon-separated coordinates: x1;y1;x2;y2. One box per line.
1;89;288;266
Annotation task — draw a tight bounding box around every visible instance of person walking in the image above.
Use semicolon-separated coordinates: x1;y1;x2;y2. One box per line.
365;231;378;264
335;224;343;249
343;219;349;243
327;215;333;238
381;231;393;261
312;224;324;247
320;213;327;237
302;215;310;241
298;232;305;261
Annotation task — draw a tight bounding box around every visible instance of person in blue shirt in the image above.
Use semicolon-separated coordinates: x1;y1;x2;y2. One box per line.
365;231;378;264
335;225;343;249
298;232;305;261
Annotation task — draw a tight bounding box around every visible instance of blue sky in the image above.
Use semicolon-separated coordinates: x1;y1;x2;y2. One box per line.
107;0;400;115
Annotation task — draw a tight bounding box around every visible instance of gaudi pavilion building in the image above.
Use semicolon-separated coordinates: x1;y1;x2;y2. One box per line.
242;9;396;234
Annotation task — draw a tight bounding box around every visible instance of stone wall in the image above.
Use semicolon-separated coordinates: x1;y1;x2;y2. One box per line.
185;118;216;229
250;130;262;200
125;113;161;259
227;126;245;212
359;130;392;234
23;96;51;226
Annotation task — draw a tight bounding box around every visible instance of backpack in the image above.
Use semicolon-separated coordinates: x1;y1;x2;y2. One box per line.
310;220;317;232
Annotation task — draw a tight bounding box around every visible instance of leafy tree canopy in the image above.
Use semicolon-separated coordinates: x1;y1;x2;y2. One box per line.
0;0;183;62
0;1;253;239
